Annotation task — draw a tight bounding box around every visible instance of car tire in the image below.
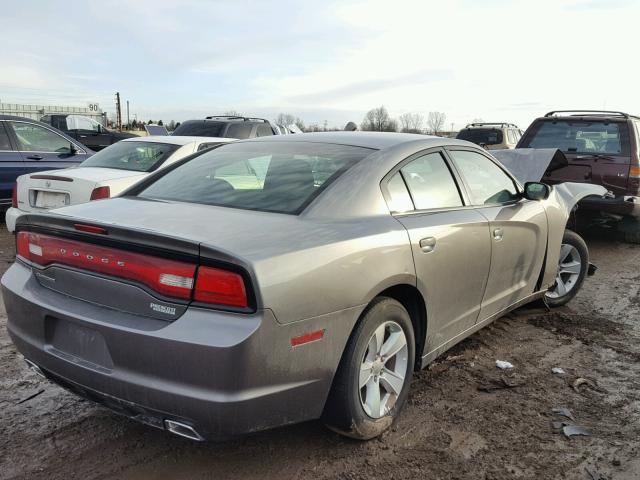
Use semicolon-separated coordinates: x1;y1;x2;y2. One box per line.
545;230;589;307
323;297;415;440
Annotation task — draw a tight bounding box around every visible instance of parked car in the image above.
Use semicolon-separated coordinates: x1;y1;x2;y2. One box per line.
40;114;136;151
516;110;640;242
3;133;604;441
456;123;523;149
5;136;234;232
172;115;279;139
0;115;91;205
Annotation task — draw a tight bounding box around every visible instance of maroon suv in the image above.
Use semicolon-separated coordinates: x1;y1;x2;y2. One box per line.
517;110;640;242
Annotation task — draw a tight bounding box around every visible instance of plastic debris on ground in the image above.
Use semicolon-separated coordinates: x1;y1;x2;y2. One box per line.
495;360;514;370
551;367;566;375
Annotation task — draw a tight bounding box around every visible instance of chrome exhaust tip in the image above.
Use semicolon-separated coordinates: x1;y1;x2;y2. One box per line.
164;419;204;441
24;359;46;380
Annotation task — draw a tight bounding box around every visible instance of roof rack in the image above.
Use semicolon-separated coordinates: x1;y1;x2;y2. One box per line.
544;110;639;120
204;115;270;123
465;122;518;128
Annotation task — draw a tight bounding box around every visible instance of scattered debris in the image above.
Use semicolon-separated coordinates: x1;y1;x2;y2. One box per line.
551;367;566;375
573;377;597;393
552;407;575;421
585;466;608;480
445;354;465;362
16;388;45;405
478;375;525;392
563;425;591;438
495;360;514;370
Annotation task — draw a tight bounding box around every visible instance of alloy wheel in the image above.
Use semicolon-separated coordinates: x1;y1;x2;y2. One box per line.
358;321;409;419
546;243;582;299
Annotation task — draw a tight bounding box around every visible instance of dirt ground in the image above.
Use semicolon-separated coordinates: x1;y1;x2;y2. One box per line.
1;226;639;480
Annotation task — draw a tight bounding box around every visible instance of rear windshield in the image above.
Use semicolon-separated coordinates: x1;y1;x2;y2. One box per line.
521;120;630;155
172;121;226;137
137;141;374;214
457;128;503;145
80;141;180;172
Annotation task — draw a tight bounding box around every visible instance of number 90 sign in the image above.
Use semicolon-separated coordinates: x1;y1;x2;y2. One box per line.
88;103;99;112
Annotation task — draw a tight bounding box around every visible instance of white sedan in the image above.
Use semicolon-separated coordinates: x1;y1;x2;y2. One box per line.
6;136;234;232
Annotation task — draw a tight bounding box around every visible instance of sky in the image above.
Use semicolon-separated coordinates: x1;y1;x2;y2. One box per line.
1;0;639;130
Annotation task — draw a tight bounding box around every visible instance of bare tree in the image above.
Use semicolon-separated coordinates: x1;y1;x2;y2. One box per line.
361;106;397;132
294;117;305;131
223;110;242;117
398;113;424;133
275;113;296;126
427;112;446;135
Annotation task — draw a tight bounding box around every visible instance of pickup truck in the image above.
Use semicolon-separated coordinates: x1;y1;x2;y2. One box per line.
40;114;135;151
517;110;640;242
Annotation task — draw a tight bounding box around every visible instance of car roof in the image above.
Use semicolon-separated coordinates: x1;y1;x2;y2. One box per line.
0;114;47;123
233;131;474;150
121;136;235;146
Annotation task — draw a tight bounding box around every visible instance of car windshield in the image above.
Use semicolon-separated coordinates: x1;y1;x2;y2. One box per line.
172;121;226;137
80;141;180;172
137;141;374;214
521;120;630;155
457;128;503;145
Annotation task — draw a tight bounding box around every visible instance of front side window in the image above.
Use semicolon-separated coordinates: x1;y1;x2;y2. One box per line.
66;115;102;132
521;120;630;155
399;152;463;210
10;122;72;153
449;150;519;205
172;121;225;137
80;141;179;172
138;141;373;214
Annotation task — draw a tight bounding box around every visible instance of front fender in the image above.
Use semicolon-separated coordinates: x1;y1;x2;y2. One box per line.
541;182;607;288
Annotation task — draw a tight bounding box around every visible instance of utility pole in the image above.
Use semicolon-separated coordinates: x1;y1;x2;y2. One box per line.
126;100;130;129
115;92;122;131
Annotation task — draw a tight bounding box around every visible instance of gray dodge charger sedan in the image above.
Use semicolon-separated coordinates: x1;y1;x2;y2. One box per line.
2;132;605;441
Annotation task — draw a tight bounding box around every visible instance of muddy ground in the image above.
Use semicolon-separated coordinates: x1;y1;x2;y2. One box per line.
1;226;639;480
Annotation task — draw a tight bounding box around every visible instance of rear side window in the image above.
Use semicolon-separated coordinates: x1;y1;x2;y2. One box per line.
138;141;373;214
172;121;225;137
521;120;630;155
0;123;12;150
226;123;253;139
80;141;179;172
456;128;503;146
256;124;274;137
399;152;463;210
385;173;414;213
449;150;518;205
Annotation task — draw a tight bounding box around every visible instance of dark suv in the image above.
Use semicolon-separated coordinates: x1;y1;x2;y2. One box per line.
517;110;640;242
172;116;278;139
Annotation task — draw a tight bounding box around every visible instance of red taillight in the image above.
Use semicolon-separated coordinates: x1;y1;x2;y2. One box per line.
16;231;250;309
11;183;17;208
90;186;110;201
17;232;195;299
194;266;248;308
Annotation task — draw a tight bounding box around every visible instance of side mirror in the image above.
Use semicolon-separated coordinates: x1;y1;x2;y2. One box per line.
523;182;550;200
69;142;78;155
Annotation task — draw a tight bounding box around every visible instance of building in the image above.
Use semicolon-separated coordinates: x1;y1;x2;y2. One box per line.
0;102;107;126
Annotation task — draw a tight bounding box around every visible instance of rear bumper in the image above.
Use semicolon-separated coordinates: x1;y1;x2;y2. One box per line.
5;207;23;233
579;195;640;218
2;262;356;440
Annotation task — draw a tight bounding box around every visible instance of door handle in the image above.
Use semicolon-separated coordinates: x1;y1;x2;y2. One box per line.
26;155;43;160
493;228;504;241
419;236;436;253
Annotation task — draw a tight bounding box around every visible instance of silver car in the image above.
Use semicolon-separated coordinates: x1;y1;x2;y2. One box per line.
2;133;605;441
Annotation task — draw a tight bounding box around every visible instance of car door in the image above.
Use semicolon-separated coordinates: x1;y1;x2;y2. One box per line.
383;149;492;354
8;121;87;174
0;121;25;204
447;148;547;321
